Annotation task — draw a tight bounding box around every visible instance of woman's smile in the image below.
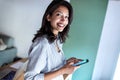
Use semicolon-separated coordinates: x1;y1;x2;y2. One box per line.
57;23;65;30
47;6;69;35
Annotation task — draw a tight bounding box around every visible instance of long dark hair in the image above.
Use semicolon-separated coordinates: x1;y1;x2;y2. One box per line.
32;0;73;43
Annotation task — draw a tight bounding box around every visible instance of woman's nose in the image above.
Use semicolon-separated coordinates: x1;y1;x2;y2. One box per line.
60;16;66;21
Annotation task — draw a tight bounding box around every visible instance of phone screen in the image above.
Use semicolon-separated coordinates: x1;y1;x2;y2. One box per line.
72;59;89;66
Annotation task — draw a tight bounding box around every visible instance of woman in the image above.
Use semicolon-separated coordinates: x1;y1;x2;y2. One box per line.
25;0;80;80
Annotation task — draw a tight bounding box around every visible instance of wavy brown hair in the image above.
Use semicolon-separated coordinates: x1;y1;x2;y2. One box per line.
32;0;73;43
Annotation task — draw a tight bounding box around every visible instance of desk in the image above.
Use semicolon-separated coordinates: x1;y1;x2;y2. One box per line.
0;58;27;79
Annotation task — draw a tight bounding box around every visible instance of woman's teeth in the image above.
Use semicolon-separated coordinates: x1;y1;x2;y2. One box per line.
58;23;64;27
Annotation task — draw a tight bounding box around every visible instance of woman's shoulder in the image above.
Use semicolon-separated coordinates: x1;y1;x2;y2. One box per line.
28;35;49;54
34;35;49;45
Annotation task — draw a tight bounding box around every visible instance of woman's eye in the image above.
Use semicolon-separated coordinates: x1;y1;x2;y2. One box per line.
65;16;69;19
56;13;62;16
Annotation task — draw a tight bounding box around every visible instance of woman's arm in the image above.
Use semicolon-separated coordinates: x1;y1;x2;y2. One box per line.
25;39;49;80
44;62;78;80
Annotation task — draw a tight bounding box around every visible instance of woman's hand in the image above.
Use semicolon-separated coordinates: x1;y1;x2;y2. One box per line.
66;57;82;64
60;62;80;75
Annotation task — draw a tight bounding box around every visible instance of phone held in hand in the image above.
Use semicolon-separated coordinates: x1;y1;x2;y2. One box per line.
72;59;89;66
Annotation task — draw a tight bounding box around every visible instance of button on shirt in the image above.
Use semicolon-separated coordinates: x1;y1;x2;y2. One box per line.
24;36;66;80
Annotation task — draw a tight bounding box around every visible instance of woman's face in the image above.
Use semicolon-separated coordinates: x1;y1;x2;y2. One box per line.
47;6;69;35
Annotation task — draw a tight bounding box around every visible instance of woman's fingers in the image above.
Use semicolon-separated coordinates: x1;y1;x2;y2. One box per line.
67;57;82;64
74;66;80;71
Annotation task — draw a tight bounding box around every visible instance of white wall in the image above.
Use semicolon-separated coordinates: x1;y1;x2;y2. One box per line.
0;0;51;57
92;1;120;80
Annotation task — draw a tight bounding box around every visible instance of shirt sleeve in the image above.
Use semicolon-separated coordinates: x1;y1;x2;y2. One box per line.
24;39;48;80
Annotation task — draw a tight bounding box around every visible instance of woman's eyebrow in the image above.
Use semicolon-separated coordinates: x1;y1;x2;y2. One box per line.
54;10;69;16
54;10;62;13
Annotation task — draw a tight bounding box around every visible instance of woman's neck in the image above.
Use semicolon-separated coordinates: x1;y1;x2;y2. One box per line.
53;30;58;37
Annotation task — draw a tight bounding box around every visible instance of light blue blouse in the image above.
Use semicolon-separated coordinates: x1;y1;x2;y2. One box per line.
24;36;66;80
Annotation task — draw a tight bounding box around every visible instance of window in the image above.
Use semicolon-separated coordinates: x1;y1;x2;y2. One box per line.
113;53;120;80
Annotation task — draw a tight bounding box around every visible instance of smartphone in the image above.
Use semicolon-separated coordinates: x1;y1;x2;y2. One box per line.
72;59;89;66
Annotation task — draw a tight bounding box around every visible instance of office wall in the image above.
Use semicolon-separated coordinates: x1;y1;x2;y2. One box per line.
63;0;108;80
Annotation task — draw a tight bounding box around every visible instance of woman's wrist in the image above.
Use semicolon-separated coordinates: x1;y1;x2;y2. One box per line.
58;68;65;75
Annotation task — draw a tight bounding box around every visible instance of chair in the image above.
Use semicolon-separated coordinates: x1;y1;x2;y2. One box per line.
0;34;17;67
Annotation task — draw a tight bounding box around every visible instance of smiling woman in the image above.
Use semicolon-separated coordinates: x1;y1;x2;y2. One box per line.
47;6;69;35
24;0;80;80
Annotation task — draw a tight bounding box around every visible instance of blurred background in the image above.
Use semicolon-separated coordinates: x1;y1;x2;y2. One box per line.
0;0;120;80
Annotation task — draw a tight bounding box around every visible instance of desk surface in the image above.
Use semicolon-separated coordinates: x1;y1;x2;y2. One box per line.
0;58;27;79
